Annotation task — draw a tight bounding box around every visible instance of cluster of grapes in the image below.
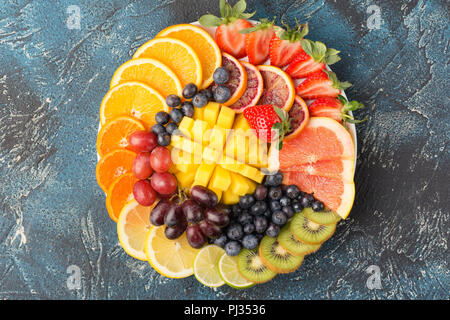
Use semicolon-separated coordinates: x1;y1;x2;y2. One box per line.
150;185;231;249
128;130;177;207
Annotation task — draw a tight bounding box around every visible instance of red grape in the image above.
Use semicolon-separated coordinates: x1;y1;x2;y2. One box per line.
128;130;157;152
182;199;204;224
165;220;187;240
190;185;218;208
204;208;230;227
198;220;221;239
150;201;171;226
133;179;156;206
132;152;153;179
150;146;172;173
151;172;177;195
186;224;207;249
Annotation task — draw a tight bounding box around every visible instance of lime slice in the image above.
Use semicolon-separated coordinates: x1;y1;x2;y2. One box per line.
193;245;225;288
218;254;255;289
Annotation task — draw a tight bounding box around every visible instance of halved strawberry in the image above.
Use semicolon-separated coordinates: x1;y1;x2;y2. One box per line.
286;39;341;79
308;96;367;124
199;0;255;58
240;18;275;65
295;70;352;100
269;23;309;67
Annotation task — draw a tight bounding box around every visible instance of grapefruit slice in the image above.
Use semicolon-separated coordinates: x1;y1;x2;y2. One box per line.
228;61;263;112
256;65;295;111
285;95;309;140
284;158;354;182
210;53;247;106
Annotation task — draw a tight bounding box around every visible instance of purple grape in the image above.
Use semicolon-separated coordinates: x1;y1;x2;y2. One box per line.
204;208;230;227
150;201;171;226
198;220;222;239
190;185;218;208
186;224;207;249
182;199;204;223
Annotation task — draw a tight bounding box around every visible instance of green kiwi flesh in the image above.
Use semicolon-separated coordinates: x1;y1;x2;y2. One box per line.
303;207;341;225
278;223;321;256
237;248;277;283
259;236;304;273
290;211;336;244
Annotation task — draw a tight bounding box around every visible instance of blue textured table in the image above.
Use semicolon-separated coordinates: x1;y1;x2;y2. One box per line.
0;0;448;300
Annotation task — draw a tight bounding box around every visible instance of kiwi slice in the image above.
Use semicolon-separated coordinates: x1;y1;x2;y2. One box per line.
237;248;277;283
290;211;336;244
303;207;341;225
278;223;321;256
258;236;304;274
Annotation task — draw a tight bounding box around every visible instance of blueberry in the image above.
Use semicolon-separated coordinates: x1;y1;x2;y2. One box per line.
254;185;268;201
182;83;198;99
192;92;208;108
231;204;242;219
169;108;183;124
312;200;324;212
268;186;282;201
151;124;166;136
269;200;282;212
225;241;242;256
243;223;255;234
221;206;232;217
265;223;280;237
213;67;230;84
165;122;178;135
199;88;213;101
279;196;291;207
300;194;315;207
292;201;303;213
239;194;255;209
242;234;259;250
263;210;272;218
166;94;181;108
213;85;231;103
264;172;283;187
271;210;287;226
237;212;253;225
213;234;228;248
285;185;300;199
226;223;244;241
282;206;294;219
157;133;171;146
155;111;170;125
250;200;267;216
254;233;264;241
254;216;268;234
180;101;195;118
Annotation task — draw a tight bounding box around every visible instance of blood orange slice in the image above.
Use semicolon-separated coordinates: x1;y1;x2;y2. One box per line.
256;65;295;111
285;95;309;140
228;61;263;113
210;53;247;106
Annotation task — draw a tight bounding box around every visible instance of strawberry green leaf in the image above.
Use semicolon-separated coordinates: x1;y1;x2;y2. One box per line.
273;106;287;121
233;0;247;14
325;54;341;65
340;81;353;90
219;0;226;17
300;39;313;56
199;14;223;27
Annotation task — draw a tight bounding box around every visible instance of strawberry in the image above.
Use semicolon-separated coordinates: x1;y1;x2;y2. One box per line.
243;105;291;149
269;23;309;67
199;0;255;58
240;18;275;65
295;70;352;100
286;39;341;79
308;96;367;124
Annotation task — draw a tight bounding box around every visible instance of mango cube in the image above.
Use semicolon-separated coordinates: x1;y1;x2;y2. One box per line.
208;126;228;151
194;162;216;187
222;188;240;205
216;106;235;129
170;135;203;158
210;166;231;191
219;156;245;173
202;147;221;164
207;184;223;202
233;113;251;132
175;162;199;174
203;102;221;127
193;106;203;120
176;170;196;189
241;164;265;183
225;131;247;163
229;173;250;196
178;116;194;139
192;119;211;145
247;136;268;168
246;179;257;194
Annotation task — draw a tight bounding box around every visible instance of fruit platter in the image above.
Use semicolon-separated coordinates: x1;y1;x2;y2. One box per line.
96;0;366;288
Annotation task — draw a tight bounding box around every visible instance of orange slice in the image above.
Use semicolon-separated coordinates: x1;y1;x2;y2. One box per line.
106;173;138;222
110;58;183;98
156;24;221;88
256;65;295;111
100;81;167;128
96;149;136;193
133;37;203;88
229;61;263;112
96;115;145;158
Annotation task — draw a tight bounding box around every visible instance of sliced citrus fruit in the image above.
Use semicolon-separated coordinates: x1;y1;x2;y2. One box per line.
96;115;145;158
193;245;225;288
106;173;137;222
96;149;136;193
256;65;295;111
283;158;355;182
218;253;254;289
133;37;203;88
156;24;221;88
145;226;199;278
285;95;309;140
100;81;167;128
110;58;183;98
229;61;263;113
210;53;247;106
117;199;156;260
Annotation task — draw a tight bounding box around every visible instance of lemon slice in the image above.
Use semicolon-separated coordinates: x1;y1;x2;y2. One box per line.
193;245;225;288
145;226;199;278
117;199;155;261
218;254;254;289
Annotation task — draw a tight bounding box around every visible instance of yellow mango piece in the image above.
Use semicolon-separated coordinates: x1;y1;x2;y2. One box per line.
208;125;228;151
207;184;222;202
171;148;192;165
222;188;240;205
225;131;247;163
246;179;257;194
219;156;245;173
216;106;235;129
192;119;211;145
193;106;203;120
247;136;268;168
170;135;203;158
202;147;221;164
194;162;216;187
229;172;250;196
203;102;221;127
175;162;199;174
241;164;265;183
210;166;231;191
176;170;196;189
178;116;194;139
168;162;178;174
233;113;251;132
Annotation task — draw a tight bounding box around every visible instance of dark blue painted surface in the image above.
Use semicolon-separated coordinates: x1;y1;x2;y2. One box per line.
0;0;448;299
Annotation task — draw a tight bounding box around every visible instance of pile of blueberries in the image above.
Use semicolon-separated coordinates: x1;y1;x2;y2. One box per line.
149;67;232;147
212;171;325;256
